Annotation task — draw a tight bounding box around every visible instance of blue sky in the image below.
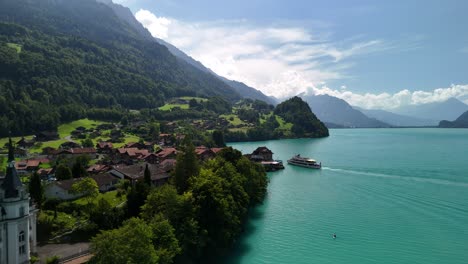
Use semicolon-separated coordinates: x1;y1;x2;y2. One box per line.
115;0;468;109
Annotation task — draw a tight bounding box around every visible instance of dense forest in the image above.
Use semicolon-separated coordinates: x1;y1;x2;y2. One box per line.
0;0;241;136
274;96;329;138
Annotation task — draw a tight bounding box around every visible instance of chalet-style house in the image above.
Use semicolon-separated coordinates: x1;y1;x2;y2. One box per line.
59;141;81;149
54;147;97;159
14;159;49;175
35;131;59;141
156;148;178;161
44;178;83;200
42;146;56;155
158;133;175;146
195;147;216;161
109;163;170;186
37;168;55;180
45;174;120;200
116;148;149;163
86;164;110;174
124;142;154;151
90;173;120;192
248;147;274;161
16;137;35;148
160;159;176;172
96;141;113;154
142;153;159;164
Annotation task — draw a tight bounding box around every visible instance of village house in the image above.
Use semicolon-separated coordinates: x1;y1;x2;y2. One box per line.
91;173;120;192
35;131;59;141
45;174;120;200
211;148;224;154
142;153;159;164
14;159;46;175
158;133;175;146
44;178;83;200
124;142;154;151
160;159;176;172
54;147;97;159
14;147;28;158
195;146;216;161
156;147;178;161
96;141;113;154
116;148;150;163
42;146;56;155
59;141;81;149
16;137;35;148
86;164;110;174
37;168;55;180
109;163;170;186
248;146;274;161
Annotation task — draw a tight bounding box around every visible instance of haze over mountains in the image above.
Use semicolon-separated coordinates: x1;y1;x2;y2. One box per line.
393;98;468;121
356;108;438;127
302;94;390;128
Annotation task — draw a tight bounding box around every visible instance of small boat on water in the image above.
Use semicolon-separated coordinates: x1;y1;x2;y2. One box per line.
287;154;321;169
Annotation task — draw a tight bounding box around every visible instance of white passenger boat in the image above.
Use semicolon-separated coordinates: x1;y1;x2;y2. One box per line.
287;154;321;169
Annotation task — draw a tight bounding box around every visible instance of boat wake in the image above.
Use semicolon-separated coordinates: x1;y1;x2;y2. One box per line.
322;167;468;188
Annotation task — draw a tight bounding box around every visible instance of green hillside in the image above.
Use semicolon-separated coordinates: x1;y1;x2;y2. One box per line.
0;0;241;137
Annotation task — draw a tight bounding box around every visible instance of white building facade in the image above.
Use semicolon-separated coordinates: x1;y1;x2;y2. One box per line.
0;139;38;264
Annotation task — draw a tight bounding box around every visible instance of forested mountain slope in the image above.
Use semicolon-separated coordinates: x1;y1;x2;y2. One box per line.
0;0;241;136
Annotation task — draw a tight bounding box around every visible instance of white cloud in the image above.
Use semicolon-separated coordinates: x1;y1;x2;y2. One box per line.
135;9;171;38
309;84;468;110
135;9;393;98
135;9;468;109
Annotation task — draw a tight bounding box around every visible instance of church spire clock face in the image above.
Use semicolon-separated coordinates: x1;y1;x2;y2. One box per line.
0;138;38;264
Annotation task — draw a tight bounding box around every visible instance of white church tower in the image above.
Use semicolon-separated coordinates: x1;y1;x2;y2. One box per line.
0;138;38;264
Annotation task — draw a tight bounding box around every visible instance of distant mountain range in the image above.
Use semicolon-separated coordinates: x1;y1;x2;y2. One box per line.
355;108;438;127
301;94;390;128
439;110;468;128
392;98;468;121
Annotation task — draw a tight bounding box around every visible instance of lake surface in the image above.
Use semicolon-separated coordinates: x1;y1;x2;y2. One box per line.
226;129;468;264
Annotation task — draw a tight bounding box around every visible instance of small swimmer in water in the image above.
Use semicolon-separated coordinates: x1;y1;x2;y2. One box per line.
333;233;337;239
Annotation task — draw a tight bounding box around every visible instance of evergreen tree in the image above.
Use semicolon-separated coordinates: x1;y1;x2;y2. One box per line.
144;163;152;186
126;181;149;217
173;138;199;194
29;172;44;208
212;130;225;147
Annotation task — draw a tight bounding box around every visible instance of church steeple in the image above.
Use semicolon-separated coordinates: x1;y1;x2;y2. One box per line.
2;137;23;198
8;137;14;163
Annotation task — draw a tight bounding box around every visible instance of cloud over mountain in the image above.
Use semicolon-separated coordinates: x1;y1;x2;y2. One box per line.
135;9;468;109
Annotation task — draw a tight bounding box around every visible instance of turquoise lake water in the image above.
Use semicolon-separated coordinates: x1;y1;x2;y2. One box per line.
226;128;468;264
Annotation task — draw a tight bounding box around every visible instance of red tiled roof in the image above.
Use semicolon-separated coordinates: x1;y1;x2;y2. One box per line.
87;164;110;173
118;148;149;157
211;148;224;154
97;142;113;149
71;148;97;154
156;148;177;158
15;159;42;170
37;168;54;175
